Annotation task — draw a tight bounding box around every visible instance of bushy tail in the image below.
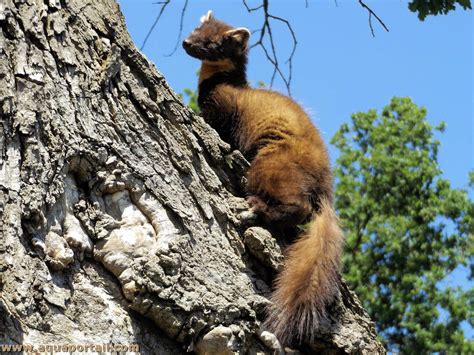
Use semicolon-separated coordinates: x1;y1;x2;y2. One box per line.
265;198;344;345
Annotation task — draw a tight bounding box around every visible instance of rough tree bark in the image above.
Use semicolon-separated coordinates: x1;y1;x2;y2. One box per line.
0;1;385;354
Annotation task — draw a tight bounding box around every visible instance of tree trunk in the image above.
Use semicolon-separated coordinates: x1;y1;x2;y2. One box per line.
0;1;384;353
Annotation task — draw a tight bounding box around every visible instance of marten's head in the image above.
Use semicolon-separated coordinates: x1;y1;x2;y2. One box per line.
183;11;250;62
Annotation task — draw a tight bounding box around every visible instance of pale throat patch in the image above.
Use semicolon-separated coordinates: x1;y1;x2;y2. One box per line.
199;59;235;84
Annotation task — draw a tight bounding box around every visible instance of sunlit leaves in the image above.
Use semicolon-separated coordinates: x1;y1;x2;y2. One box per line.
332;97;474;353
409;0;472;20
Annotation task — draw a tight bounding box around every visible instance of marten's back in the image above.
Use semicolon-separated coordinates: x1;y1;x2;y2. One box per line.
234;87;328;165
230;86;333;213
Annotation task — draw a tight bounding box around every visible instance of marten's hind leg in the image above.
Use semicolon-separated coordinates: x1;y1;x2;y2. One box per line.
245;146;317;227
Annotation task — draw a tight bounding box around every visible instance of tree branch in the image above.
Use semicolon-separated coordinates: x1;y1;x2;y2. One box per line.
164;0;189;56
242;0;264;12
358;0;389;37
244;0;297;95
140;0;171;51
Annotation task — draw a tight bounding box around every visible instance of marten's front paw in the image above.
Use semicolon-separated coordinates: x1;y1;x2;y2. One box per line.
246;195;268;214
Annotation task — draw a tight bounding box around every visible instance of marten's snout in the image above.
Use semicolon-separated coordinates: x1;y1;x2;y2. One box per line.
183;37;204;59
182;39;192;50
182;38;197;58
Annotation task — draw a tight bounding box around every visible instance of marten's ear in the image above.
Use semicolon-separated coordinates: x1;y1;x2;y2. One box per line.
225;28;251;47
200;10;214;23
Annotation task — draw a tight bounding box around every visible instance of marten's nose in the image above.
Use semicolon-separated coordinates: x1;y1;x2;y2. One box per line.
182;39;192;49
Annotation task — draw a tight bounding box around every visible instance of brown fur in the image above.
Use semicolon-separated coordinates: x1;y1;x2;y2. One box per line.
183;12;344;345
199;59;235;84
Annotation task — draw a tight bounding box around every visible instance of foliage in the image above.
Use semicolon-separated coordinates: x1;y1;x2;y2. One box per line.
179;69;200;114
409;0;472;20
179;88;200;114
331;97;473;353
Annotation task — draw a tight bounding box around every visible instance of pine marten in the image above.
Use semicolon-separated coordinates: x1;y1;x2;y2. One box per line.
183;11;344;345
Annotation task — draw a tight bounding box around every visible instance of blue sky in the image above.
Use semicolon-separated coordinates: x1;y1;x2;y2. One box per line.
118;0;472;336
